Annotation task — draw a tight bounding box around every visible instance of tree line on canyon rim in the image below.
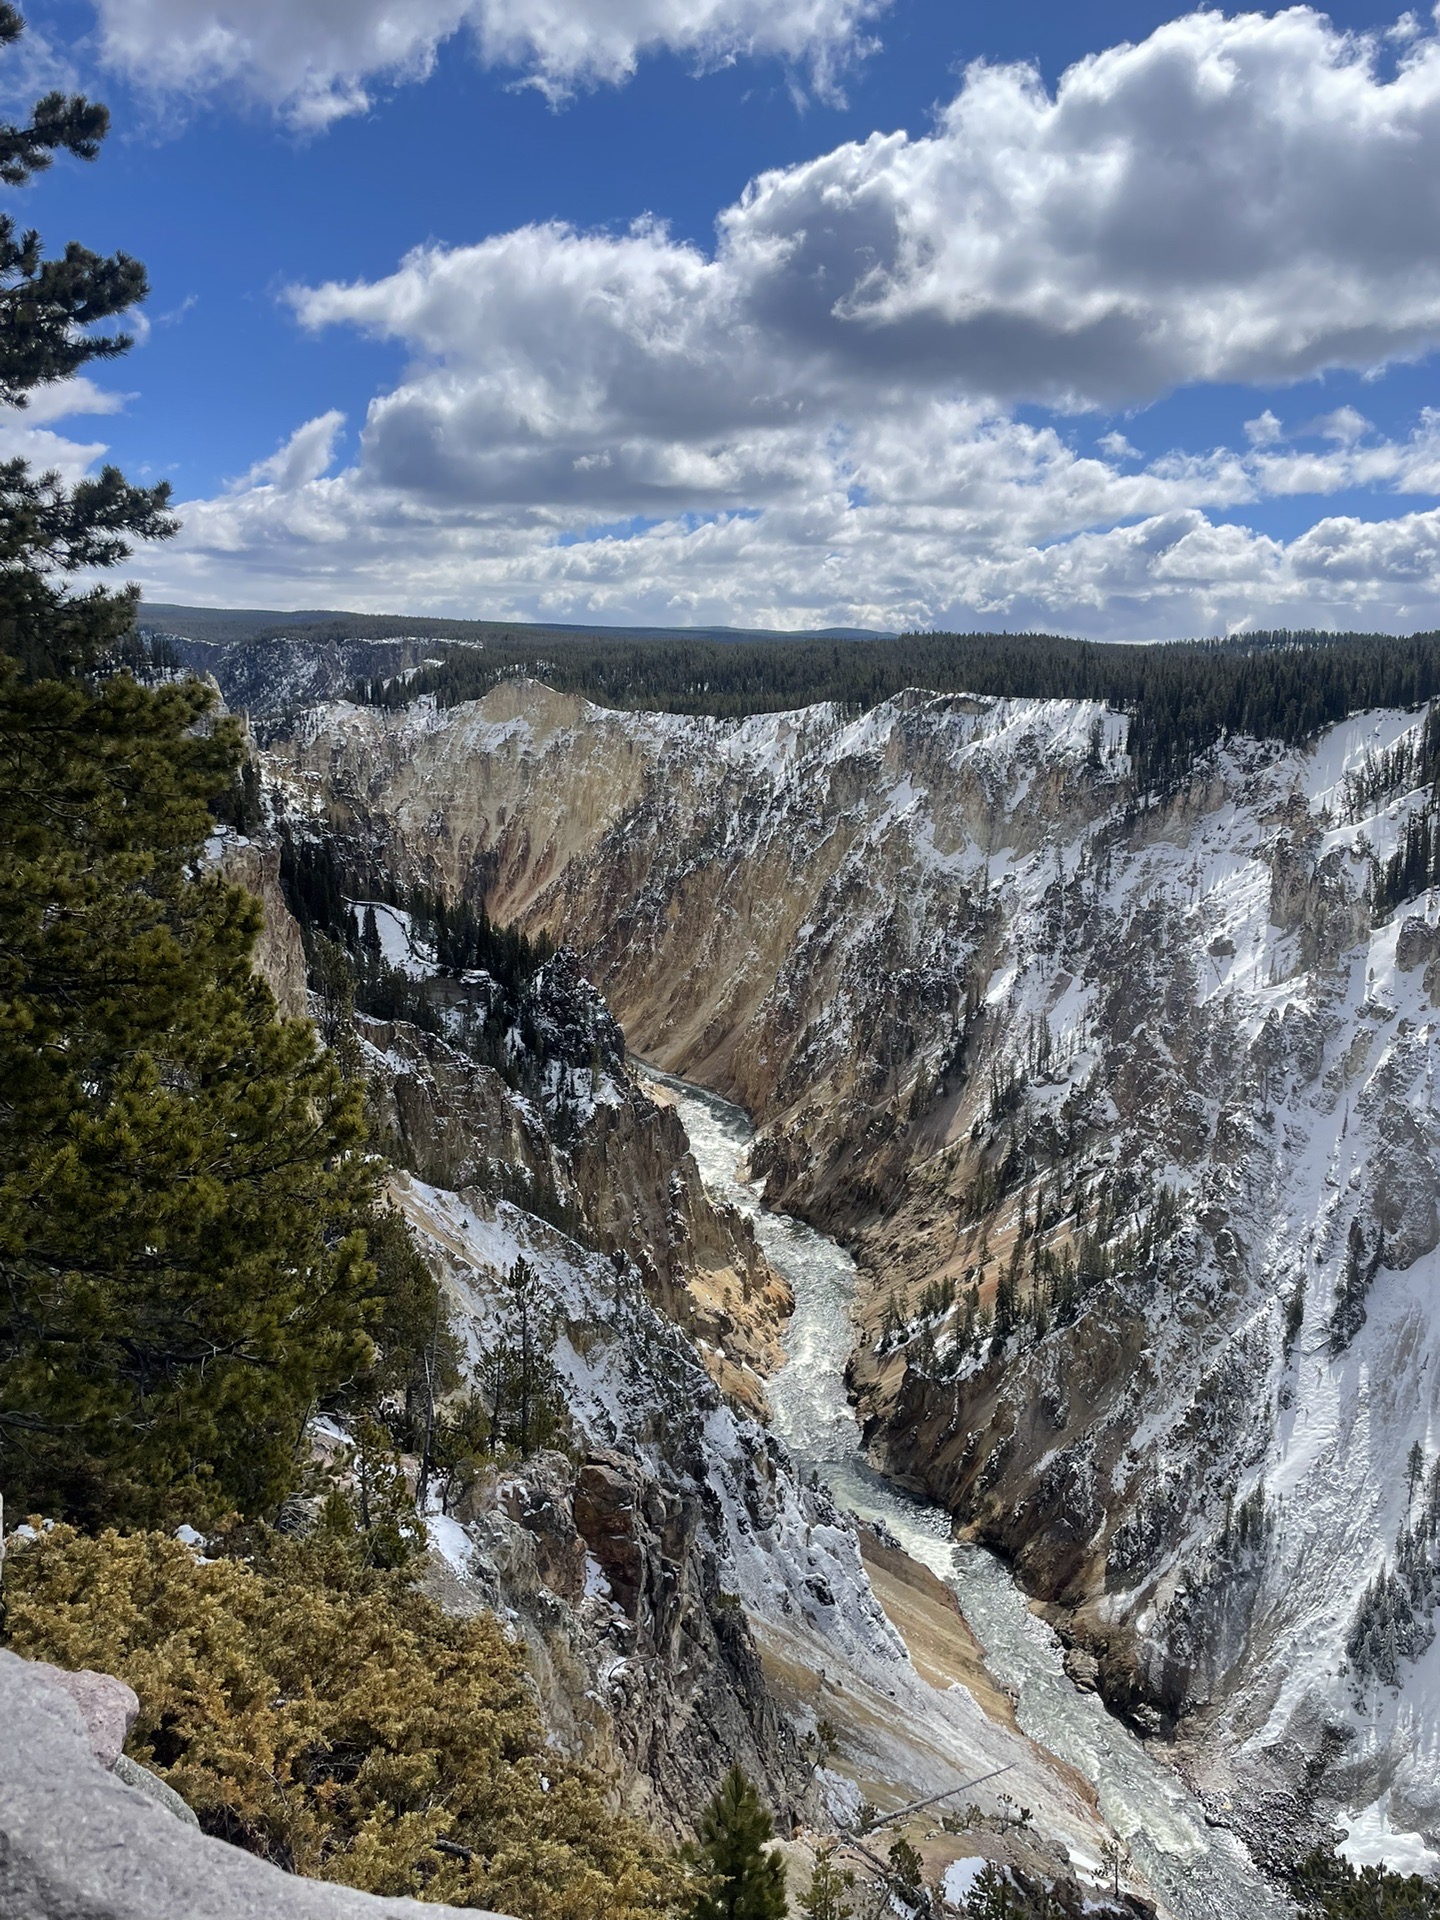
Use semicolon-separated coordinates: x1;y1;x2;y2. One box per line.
348;622;1440;793
3;6;1440;1912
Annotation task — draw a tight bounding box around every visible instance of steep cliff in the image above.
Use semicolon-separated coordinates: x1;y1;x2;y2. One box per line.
392;1177;1111;1870
222;740;1121;1878
263;679;1440;1865
356;954;791;1417
266;684;1121;1225
213;836;310;1019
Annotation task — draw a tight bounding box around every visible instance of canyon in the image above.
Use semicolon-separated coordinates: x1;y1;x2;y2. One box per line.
198;637;1440;1898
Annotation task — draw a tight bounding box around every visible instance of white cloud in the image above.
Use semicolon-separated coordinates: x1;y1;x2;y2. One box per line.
90;8;1440;636
132;402;1440;639
1245;409;1285;447
1313;404;1372;443
9;377;130;425
471;0;885;101
717;7;1440;406
0;378;129;482
0;419;110;482
232;411;346;492
140;487;1440;643
0;16;79;110
91;0;470;128
90;0;885;124
287;4;1440;478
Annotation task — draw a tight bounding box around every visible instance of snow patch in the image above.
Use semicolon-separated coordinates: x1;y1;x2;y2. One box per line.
1338;1795;1440;1876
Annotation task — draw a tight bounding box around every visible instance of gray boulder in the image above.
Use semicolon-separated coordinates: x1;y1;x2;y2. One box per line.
36;1666;139;1770
0;1649;514;1920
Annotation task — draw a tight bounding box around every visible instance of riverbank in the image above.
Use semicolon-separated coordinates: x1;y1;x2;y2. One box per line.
645;1064;1291;1920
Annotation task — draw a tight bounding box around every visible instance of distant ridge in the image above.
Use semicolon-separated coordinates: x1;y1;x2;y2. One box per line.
139;603;898;646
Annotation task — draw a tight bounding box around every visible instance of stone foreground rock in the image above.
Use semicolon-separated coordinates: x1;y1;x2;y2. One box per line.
0;1650;514;1920
35;1665;139;1770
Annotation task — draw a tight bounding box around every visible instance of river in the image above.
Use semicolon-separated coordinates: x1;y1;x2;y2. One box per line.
649;1068;1290;1920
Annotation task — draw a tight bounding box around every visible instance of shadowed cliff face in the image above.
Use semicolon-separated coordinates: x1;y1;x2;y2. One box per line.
268;683;1124;1225
271;680;1440;1855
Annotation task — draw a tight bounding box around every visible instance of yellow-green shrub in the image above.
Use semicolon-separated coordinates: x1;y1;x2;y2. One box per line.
4;1526;686;1920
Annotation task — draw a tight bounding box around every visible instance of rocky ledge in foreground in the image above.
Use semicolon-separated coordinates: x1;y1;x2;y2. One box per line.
0;1649;515;1920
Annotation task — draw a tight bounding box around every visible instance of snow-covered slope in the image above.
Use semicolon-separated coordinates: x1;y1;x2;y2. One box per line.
269;678;1440;1867
391;1175;1112;1873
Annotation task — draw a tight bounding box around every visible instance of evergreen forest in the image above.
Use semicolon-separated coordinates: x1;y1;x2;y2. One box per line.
347;625;1440;791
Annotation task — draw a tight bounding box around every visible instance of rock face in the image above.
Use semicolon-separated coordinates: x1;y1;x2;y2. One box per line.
162;632;440;723
32;1666;139;1771
0;1649;510;1920
399;1181;1109;1865
214;837;310;1018
400;1180;833;1832
217;798;791;1414
358;955;790;1416
265;686;1121;1227
270;680;1440;1859
424;1429;807;1833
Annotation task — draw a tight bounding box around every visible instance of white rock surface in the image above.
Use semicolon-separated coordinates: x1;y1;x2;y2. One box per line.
0;1650;513;1920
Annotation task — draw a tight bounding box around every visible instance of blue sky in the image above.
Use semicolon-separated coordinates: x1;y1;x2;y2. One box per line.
8;0;1440;635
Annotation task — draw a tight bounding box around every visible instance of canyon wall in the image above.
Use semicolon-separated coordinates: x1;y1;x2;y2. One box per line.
265;679;1440;1860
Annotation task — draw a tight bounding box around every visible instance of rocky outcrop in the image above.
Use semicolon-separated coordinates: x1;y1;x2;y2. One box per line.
427;1439;810;1835
361;960;789;1415
211;813;793;1413
399;1188;842;1834
163;633;440;724
0;1650;509;1920
213;836;310;1018
36;1664;140;1771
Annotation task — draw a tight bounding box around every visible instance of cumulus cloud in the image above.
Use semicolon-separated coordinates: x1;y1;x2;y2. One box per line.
1313;404;1372;443
89;0;884;124
287;3;1440;486
232;411;346;492
104;9;1440;635
0;378;130;482
0;418;110;481
1245;409;1285;447
714;6;1440;405
136;400;1440;639
145;491;1440;642
13;377;130;425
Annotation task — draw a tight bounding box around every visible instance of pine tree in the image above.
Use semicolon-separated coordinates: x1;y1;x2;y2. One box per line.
800;1845;854;1920
886;1835;927;1910
1408;1441;1426;1510
0;671;379;1517
0;7;172;680
361;901;383;970
691;1767;787;1920
961;1864;1021;1918
1330;1217;1380;1355
317;1418;425;1571
0;11;382;1526
486;1257;566;1457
